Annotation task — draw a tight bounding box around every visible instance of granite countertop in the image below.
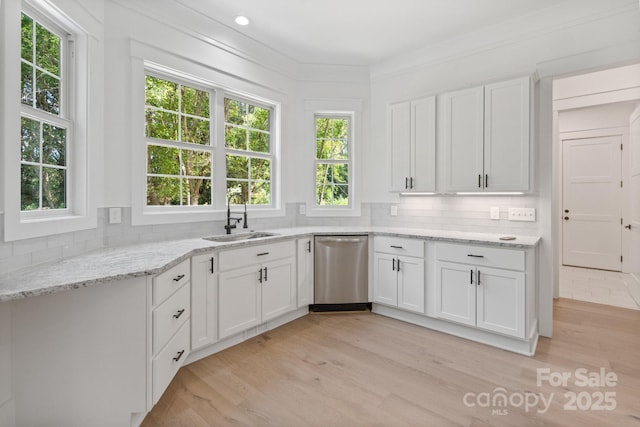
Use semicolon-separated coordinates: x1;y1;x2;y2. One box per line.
0;227;540;302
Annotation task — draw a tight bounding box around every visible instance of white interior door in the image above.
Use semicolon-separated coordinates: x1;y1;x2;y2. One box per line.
562;135;622;271
627;105;640;303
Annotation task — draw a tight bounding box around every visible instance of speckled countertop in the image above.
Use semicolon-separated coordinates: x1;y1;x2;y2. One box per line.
0;227;540;302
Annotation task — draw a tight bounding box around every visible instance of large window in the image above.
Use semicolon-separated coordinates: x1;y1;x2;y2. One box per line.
20;11;70;212
145;75;213;206
224;97;272;205
315;115;351;206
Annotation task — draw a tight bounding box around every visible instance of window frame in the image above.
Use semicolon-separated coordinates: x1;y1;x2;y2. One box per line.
223;93;275;209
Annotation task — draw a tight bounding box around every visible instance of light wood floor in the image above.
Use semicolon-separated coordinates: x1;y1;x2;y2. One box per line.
142;300;640;426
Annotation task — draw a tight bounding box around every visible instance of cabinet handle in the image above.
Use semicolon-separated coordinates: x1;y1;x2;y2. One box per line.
405;177;409;189
470;269;474;285
485;174;488;188
390;245;403;249
392;259;396;271
173;274;185;282
257;252;269;257
478;174;482;188
173;309;185;319
307;240;311;253
210;257;215;274
172;350;185;362
397;258;401;272
477;270;481;286
410;177;414;189
264;267;268;282
258;268;263;283
467;254;484;258
625;224;632;230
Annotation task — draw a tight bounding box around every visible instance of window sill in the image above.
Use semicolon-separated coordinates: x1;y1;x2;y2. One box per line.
131;206;286;226
304;203;362;218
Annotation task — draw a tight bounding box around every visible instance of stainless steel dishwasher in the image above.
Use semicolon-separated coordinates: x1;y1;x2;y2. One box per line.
313;235;369;311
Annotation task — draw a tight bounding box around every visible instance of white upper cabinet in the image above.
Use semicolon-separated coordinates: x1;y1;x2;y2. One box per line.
388;96;436;192
442;76;530;193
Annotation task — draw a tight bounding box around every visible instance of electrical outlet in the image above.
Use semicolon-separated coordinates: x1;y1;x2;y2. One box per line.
508;208;536;222
299;204;306;215
390;205;398;216
109;207;122;224
490;206;500;220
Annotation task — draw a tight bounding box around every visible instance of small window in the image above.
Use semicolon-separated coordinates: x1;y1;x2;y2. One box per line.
20;11;70;212
224;97;272;205
315;115;351;207
145;74;213;206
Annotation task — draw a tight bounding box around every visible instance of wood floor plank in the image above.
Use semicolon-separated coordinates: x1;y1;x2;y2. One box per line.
142;299;640;426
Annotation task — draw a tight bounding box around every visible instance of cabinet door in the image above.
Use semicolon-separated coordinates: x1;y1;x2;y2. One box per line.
296;238;313;308
412;96;436;192
484;77;530;191
476;267;525;338
191;252;218;351
373;252;398;306
434;261;476;326
262;257;296;322
219;265;261;339
442;86;484;192
397;256;425;313
388;102;412;191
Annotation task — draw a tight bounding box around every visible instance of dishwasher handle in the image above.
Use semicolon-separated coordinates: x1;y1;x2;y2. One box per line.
315;237;367;244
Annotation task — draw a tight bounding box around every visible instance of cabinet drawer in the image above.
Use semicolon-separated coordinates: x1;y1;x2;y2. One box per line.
219;240;295;272
152;320;190;404
153;259;190;306
435;242;524;271
153;283;190;354
374;236;424;257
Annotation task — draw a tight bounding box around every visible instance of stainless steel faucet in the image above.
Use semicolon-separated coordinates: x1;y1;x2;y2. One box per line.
225;193;248;234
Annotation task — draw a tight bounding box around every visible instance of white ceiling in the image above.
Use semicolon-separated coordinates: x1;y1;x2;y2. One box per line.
172;0;567;66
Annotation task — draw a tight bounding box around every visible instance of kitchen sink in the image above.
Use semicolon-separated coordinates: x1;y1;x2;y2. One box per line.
203;231;279;242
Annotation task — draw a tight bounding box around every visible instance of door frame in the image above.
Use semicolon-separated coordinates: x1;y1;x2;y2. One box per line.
558;126;629;272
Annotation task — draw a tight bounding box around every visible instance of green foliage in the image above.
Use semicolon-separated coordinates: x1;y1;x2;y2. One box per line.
315;117;350;206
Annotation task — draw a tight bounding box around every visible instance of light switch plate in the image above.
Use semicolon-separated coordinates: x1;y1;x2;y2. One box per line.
109;207;122;224
490;206;500;220
390;205;398;216
299;204;306;215
508;207;536;222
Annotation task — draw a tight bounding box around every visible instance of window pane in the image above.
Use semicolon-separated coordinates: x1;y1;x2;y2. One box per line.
182;116;210;145
42;123;66;166
333;185;349;205
224;98;245;125
316;185;330;206
42;166;65;209
226;154;248;179
249;130;269;153
145;76;178;110
181;86;209;118
225;125;245;150
21;164;40;211
227;181;248;203
35;22;60;76
183;178;211;206
21;62;34;107
248;105;269;131
21;117;40;163
332;163;349;184
147;145;179;175
330;119;348;139
182;149;211;177
147;176;181;206
35;70;60;114
21;13;33;61
250;158;270;180
145;109;179;141
250;181;270;205
316;164;332;184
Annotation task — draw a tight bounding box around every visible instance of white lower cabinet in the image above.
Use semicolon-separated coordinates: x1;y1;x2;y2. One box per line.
218;241;296;340
191;251;218;351
435;243;526;339
373;237;425;314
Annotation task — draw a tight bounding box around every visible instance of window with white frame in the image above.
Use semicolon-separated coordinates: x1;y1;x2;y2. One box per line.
20;10;70;212
144;74;213;206
224;97;273;206
314;115;352;207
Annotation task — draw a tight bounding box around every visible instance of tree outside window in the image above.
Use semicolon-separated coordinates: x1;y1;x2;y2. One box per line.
224;97;272;205
145;75;212;206
315;116;351;206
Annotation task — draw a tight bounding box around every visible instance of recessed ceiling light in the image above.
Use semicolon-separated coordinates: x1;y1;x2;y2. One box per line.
234;15;250;26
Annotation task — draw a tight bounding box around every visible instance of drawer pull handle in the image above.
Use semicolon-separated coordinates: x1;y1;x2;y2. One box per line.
173;350;185;362
390;245;403;249
467;254;484;258
257;252;270;257
173;274;185;282
173;309;185;319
